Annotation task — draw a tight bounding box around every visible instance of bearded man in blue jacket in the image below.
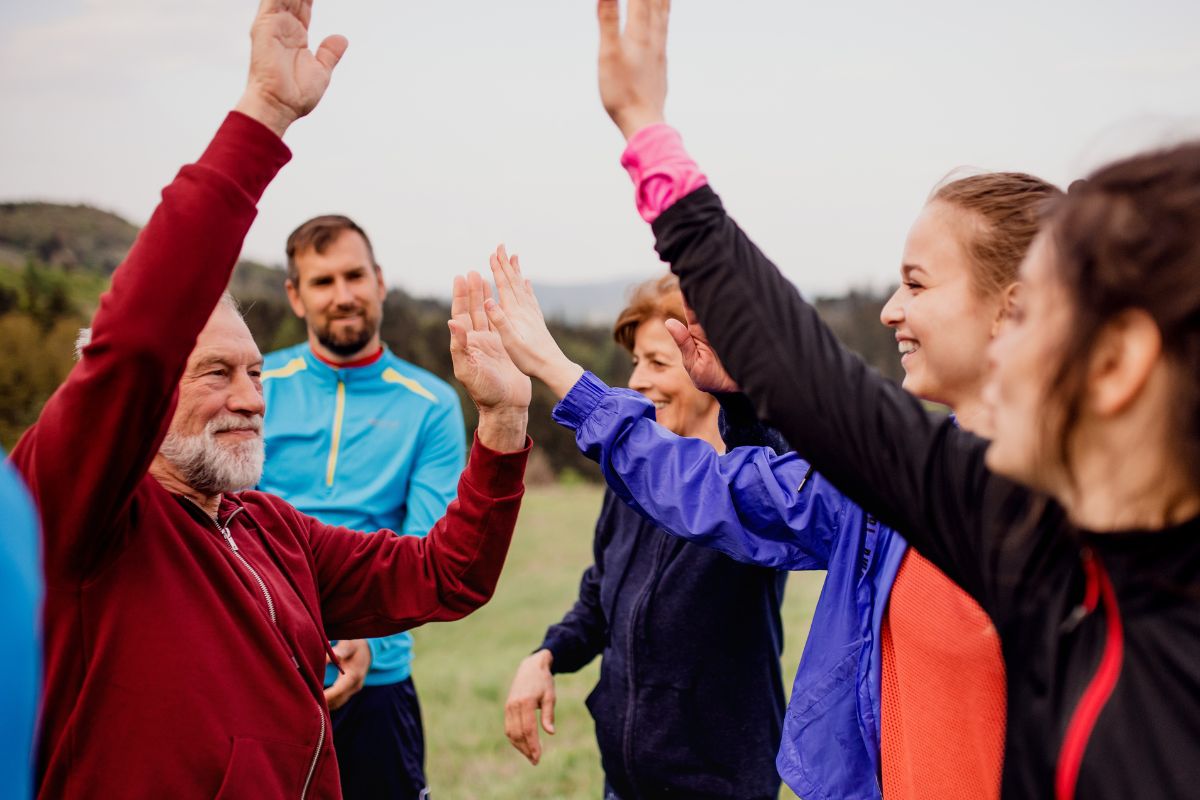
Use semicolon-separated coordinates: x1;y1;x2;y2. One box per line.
260;215;465;800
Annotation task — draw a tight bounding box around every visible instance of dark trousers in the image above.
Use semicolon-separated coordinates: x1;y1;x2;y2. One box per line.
330;677;428;800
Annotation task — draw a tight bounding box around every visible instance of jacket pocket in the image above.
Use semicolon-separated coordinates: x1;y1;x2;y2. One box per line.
213;736;315;799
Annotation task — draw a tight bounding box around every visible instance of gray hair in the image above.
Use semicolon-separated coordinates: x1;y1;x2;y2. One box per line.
74;291;242;362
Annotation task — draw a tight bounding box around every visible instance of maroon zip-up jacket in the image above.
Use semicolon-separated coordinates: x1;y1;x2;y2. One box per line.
10;112;530;799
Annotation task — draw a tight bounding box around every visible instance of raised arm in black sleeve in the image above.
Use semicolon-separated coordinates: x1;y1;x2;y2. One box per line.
652;186;1030;609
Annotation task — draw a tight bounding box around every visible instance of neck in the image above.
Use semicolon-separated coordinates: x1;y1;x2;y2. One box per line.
307;332;383;366
149;455;222;518
950;396;991;437
688;403;727;455
1057;416;1200;532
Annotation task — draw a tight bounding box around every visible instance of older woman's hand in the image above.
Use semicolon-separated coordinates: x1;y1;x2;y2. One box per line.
664;301;741;394
484;245;585;400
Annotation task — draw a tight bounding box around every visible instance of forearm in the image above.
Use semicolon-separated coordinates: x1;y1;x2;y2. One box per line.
555;372;833;570
317;434;530;635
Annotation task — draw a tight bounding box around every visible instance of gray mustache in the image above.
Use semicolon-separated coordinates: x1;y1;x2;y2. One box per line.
208;415;264;434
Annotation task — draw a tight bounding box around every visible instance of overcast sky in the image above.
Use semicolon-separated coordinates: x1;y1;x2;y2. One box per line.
3;1;1200;299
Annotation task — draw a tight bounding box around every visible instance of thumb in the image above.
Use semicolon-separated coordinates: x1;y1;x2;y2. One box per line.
484;299;516;344
447;319;468;353
664;318;696;361
315;34;349;72
541;692;556;735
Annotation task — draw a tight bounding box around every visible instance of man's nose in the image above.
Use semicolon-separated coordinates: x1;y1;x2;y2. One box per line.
228;371;265;415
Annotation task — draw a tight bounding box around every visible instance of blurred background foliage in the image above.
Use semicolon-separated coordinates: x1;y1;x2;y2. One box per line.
0;201;903;477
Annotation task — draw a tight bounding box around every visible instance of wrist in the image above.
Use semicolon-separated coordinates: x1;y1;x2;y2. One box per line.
615;107;666;141
234;91;294;139
539;357;586;400
530;648;554;671
476;406;529;453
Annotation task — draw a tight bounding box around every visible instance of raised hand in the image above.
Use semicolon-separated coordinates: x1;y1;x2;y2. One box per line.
597;0;670;140
504;649;557;766
664;300;741;393
482;245;585;400
449;272;531;452
234;0;349;138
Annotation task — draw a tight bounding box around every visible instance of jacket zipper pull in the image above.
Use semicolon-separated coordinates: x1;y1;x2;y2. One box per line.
221;526;239;553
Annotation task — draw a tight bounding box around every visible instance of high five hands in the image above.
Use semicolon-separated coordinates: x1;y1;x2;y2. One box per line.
448;273;531;453
598;0;670;140
481;246;586;400
234;0;349;138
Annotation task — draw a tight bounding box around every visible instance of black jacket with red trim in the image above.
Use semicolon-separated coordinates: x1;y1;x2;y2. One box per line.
653;184;1200;800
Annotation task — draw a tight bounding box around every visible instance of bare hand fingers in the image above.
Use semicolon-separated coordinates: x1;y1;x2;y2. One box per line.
315;34;349;72
597;0;621;45
491;247;518;310
467;271;489;331
541;690;557;735
447;320;468;355
521;702;541;764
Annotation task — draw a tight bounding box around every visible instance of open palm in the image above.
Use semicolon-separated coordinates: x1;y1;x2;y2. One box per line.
240;0;347;133
449;273;532;411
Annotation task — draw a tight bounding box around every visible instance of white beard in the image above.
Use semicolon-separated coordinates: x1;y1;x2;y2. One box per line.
159;415;265;495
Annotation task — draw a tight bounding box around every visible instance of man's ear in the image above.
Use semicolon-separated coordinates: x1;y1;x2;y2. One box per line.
374;264;387;300
1087;308;1163;417
285;278;307;320
992;282;1022;337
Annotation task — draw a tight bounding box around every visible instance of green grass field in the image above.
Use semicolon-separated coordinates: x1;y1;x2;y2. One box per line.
412;484;824;799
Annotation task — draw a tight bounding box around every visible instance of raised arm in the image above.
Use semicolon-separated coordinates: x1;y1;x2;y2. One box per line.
11;0;345;581
480;246;841;570
313;270;531;631
594;0;1013;604
555;372;840;570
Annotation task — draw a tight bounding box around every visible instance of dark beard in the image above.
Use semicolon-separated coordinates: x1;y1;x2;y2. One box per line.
316;319;376;357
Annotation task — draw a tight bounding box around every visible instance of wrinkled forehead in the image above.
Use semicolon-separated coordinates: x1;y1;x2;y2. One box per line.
186;304;262;370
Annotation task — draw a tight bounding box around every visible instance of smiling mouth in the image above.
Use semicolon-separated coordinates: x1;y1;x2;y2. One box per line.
898;341;920;357
652;400;669;410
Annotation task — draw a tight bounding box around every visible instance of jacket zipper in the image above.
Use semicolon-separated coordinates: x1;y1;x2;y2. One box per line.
201;505;325;799
1054;549;1124;800
622;535;670;788
325;379;347;487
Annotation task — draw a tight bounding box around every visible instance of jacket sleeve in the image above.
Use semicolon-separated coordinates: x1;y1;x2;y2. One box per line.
309;434;529;637
714;391;793;455
553;371;844;571
538;490;617;674
652;186;1019;605
399;394;468;538
9;113;290;582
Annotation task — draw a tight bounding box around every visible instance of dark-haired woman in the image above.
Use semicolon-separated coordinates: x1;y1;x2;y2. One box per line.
590;1;1200;798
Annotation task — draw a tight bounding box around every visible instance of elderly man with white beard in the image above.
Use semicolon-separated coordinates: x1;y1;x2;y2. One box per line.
9;2;531;798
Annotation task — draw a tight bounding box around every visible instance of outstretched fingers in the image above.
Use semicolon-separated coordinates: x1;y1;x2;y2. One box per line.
315;34;349;72
597;0;621;45
466;271;492;332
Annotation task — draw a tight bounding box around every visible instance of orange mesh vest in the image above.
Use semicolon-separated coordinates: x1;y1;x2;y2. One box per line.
880;548;1006;799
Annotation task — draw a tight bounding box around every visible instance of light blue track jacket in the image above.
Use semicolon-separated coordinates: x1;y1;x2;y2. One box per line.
558;372;908;800
260;343;466;687
1;452;41;800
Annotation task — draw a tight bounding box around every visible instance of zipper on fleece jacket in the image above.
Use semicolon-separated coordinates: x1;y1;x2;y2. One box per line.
196;502;326;799
1055;549;1125;800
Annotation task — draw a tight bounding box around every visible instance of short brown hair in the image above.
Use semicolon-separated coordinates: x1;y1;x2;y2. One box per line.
931;172;1063;296
285;215;378;283
1041;142;1200;483
612;273;686;352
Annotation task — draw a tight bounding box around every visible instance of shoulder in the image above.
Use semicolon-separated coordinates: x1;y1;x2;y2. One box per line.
262;343;309;381
379;353;460;407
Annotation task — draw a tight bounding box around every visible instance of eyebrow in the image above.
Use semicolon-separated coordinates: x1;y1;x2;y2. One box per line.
191;355;264;371
901;264;928;279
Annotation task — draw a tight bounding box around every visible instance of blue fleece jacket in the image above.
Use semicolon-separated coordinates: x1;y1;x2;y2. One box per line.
557;372;907;800
260;343;466;686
